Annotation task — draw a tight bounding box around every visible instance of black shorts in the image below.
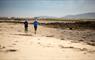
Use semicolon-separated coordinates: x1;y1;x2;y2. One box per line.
34;26;37;31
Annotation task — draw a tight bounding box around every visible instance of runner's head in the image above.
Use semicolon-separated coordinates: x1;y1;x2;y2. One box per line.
34;17;38;20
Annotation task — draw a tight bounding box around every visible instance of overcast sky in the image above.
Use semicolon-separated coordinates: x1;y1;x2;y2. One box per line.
0;0;95;17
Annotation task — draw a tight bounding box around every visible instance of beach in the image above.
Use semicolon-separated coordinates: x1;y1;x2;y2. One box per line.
0;23;95;60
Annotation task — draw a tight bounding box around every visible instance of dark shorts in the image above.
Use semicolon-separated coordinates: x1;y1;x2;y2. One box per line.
34;26;37;31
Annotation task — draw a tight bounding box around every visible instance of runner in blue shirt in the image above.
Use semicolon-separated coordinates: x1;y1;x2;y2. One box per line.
33;18;38;34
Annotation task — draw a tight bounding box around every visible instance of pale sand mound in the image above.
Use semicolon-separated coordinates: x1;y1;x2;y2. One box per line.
0;23;95;60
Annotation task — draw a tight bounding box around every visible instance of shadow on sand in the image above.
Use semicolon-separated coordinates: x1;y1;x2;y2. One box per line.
13;33;32;36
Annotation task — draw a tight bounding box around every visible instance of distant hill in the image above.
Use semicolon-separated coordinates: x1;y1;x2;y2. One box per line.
64;12;95;19
36;16;57;19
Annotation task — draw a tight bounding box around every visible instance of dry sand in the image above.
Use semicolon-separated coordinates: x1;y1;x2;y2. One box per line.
0;23;95;60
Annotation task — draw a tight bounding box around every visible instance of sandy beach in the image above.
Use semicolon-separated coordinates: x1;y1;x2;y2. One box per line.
0;23;95;60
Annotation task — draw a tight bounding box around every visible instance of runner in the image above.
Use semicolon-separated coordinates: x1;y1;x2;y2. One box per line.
33;18;38;34
24;19;28;32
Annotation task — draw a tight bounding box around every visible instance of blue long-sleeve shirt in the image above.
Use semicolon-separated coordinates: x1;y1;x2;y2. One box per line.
33;20;38;27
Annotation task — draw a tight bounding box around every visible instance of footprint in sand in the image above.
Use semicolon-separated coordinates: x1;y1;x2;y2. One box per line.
6;49;17;52
0;48;17;53
61;38;64;40
59;45;95;54
14;34;32;36
37;42;53;48
46;35;54;37
0;45;5;49
12;43;16;45
38;39;40;40
37;42;41;45
14;40;18;42
0;44;17;53
59;45;74;49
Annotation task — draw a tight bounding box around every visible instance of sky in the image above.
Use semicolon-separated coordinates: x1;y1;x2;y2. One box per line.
0;0;95;17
